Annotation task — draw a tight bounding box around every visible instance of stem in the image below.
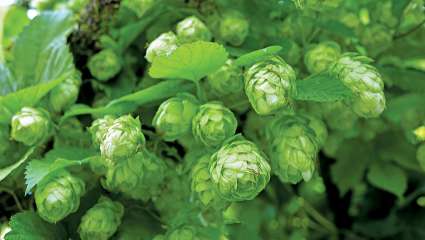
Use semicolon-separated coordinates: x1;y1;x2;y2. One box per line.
194;81;207;102
302;198;338;238
0;187;24;211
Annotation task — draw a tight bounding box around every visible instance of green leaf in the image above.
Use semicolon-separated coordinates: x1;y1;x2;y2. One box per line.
331;140;371;195
149;41;228;81
295;72;353;102
0;147;35;182
367;162;407;197
379;67;425;93
0;75;68;124
61;79;192;121
24;146;95;194
384;94;425;124
5;211;67;240
234;45;282;67
2;5;30;49
316;19;356;38
11;10;75;88
0;64;15;95
391;0;411;19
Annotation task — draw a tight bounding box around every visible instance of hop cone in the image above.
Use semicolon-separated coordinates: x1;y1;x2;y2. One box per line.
266;115;319;184
304;41;341;74
219;10;249;46
89;115;115;147
145;31;179;63
88;49;122;81
191;154;228;209
244;56;296;115
100;115;145;162
11;107;52;146
192;102;238;147
176;16;212;43
49;73;81;112
78;196;124;240
206;59;244;97
209;137;271;201
330;53;386;118
153;94;199;141
35;170;86;223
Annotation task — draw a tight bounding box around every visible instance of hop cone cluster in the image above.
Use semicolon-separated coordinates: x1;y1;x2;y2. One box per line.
330;53;386;118
35;170;86;223
11;107;52;146
153;94;199;141
78;196;124;240
266;114;319;184
209;137;271;201
244;56;297;115
192;102;238;147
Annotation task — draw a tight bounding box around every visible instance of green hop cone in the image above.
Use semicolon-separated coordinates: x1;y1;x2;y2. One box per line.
219;10;249;46
299;113;328;148
49;74;81;112
304;41;341;74
88;49;122;81
191;154;228;209
206;59;244;97
209;136;271;201
176;16;212;43
122;0;154;17
100;115;145;162
78;196;124;240
192;102;238;147
266;115;319;184
244;56;297;115
10;107;52;146
153;94;199;141
330;53;386;118
102;150;166;201
280;14;314;44
145;31;179;63
89;115;115;147
35;170;86;223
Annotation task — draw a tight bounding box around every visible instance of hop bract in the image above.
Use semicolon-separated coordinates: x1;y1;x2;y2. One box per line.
209;137;271;201
206;59;244;97
266;115;319;184
192;102;237;147
304;41;341;74
78;196;124;240
145;31;179;63
35;170;85;223
100;115;145;162
219;10;249;46
10;107;51;146
153;94;199;141
88;49;122;81
176;16;212;43
49;74;81;112
330;53;386;118
244;56;297;115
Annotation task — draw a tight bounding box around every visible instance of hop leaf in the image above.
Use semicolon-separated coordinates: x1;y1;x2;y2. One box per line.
78;196;124;240
192;102;238;147
209;136;271;201
244;56;297;115
35;170;86;223
10;107;52;146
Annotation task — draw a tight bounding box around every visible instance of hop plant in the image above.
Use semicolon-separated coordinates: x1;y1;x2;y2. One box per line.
244;56;297;115
100;115;145;162
330;53;386;118
122;0;154;18
209;136;271;201
49;74;81;112
304;41;341;74
10;107;52;146
78;196;124;240
89;115;115;147
191;154;228;209
88;49;122;81
153;94;199;141
218;10;249;46
266;115;319;183
35;170;86;223
145;32;179;63
102;150;166;201
176;16;212;43
206;59;244;97
192;102;238;147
